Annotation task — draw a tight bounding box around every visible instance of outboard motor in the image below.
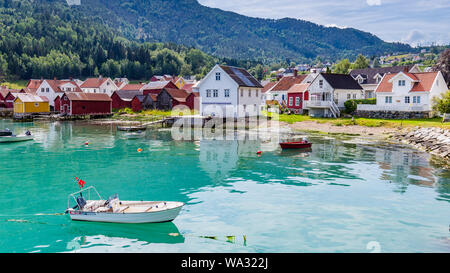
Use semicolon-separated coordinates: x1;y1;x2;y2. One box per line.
76;195;87;210
25;130;31;136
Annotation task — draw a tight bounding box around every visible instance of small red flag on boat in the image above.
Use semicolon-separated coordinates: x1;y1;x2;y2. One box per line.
75;177;85;188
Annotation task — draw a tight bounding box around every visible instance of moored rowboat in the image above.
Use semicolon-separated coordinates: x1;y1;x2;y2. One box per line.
117;125;147;132
0;134;34;143
66;186;184;224
279;141;312;149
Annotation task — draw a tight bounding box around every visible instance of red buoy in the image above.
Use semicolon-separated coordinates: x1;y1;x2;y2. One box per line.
256;151;262;155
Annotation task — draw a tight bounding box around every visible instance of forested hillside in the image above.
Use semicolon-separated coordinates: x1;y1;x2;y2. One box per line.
0;0;415;81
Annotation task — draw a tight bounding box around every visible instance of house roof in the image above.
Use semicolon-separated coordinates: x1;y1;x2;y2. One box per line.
120;83;145;91
320;73;363;90
270;75;307;91
80;77;109;88
219;65;263;88
64;92;112;102
163;88;190;102
143;80;175;90
26;79;44;93
182;83;195;92
287;83;310;94
15;93;49;103
350;65;413;85
113;90;144;101
376;72;439;93
261;81;277;93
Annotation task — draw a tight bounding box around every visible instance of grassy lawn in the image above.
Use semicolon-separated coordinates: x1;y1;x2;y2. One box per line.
1;80;28;89
265;112;450;129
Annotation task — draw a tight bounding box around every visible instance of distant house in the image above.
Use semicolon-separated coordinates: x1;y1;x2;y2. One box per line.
357;71;448;118
150;75;177;82
265;73;307;105
80;76;119;96
0;88;24;108
197;64;263;118
142;80;178;95
111;90;143;110
26;79;44;94
36;79;82;109
59;93;112;116
14;94;49;115
350;65;420;99
304;73;363;117
286;83;310;114
113;78;129;89
261;81;277;104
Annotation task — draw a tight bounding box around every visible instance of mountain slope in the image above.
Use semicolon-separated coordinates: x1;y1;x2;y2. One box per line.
73;0;413;62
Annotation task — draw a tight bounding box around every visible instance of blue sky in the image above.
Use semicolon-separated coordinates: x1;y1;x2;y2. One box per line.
198;0;450;47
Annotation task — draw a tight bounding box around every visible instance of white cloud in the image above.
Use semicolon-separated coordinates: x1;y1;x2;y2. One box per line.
366;0;381;6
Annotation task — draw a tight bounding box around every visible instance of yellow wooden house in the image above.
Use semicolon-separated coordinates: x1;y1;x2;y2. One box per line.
14;93;50;115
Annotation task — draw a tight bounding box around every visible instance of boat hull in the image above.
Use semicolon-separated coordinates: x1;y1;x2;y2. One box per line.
68;203;183;224
117;126;147;132
0;135;34;143
279;142;312;149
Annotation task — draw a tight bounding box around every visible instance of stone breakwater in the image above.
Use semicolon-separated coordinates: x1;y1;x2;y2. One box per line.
392;127;450;160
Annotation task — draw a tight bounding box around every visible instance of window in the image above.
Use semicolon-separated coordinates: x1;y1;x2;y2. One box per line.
413;96;421;104
295;97;300;106
46;88;49;92
404;96;410;103
319;80;323;88
41;88;44;92
206;89;211;97
289;97;293;106
34;103;39;107
213;89;218;97
347;94;351;100
224;89;230;97
216;72;221;81
385;96;392;104
353;94;357;99
358;78;363;84
398;80;406;86
64;96;68;101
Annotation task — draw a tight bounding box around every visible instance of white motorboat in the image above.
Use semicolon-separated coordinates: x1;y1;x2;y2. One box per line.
0;134;34;143
66;186;184;224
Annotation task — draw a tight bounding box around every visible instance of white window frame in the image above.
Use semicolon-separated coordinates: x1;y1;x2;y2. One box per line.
215;72;221;81
206;89;211;98
295;97;300;106
289;97;293;106
213;89;218;98
224;89;230;98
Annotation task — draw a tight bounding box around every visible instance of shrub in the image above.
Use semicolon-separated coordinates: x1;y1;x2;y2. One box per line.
344;98;376;113
432;90;450;114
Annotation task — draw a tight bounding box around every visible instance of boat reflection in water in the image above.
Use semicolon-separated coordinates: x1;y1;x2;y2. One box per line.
65;221;184;251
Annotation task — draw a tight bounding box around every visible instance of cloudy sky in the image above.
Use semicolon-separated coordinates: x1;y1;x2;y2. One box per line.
198;0;450;47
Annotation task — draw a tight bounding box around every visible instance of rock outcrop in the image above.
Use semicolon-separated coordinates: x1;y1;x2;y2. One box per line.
392;127;450;160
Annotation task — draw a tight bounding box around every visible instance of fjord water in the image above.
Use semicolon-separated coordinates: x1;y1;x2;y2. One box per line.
0;119;449;253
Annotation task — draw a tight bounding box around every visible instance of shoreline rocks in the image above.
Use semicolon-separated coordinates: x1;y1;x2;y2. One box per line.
392;127;450;160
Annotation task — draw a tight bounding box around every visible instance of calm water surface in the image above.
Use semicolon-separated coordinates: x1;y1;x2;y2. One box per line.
0;119;449;253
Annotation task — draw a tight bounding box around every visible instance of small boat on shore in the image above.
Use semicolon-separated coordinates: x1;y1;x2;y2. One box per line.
279;141;312;150
117;125;147;132
0;129;13;137
66;186;184;224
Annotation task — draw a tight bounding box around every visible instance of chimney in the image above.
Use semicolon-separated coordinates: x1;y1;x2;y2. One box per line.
69;77;73;81
294;69;298;77
54;77;57;81
99;75;103;80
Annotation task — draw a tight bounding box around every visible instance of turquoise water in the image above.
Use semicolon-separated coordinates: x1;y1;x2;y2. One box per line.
0;119;449;253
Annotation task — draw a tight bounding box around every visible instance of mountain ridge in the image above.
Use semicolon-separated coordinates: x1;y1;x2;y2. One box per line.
70;0;413;63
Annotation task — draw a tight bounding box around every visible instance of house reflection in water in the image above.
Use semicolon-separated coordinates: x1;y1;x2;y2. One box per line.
375;147;437;192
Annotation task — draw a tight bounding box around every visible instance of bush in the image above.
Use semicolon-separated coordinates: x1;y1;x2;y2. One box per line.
344;98;376;114
432;90;450;114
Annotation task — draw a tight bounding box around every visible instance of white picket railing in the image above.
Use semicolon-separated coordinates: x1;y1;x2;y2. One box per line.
357;104;430;112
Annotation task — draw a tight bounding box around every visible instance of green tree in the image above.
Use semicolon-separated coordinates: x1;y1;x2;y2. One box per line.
352;54;370;69
333;59;351;74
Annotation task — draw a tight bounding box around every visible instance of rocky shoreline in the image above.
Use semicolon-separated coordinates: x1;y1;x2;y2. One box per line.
392;127;450;160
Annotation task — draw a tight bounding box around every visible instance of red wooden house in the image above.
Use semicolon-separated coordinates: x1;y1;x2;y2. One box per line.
111;90;143;110
286;83;309;114
0;89;22;108
186;92;200;110
131;95;154;112
59;93;112;116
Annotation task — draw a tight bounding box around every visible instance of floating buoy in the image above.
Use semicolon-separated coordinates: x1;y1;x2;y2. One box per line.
84;141;89;146
137;148;143;152
256;151;262;155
